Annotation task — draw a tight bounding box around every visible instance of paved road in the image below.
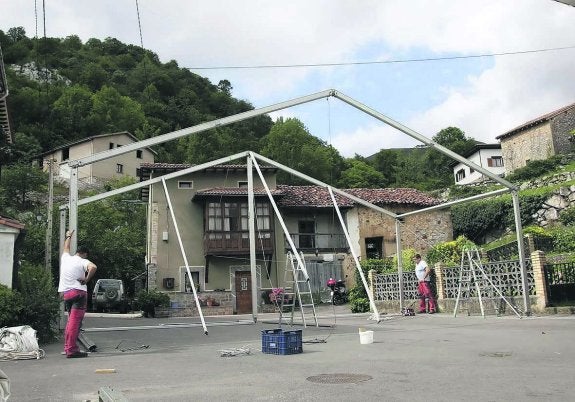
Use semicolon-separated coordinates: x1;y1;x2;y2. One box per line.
2;307;575;401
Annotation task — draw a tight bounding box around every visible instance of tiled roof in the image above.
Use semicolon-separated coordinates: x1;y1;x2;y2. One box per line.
496;102;575;140
140;163;276;171
276;186;440;208
275;185;354;208
194;185;440;207
0;216;25;230
344;188;441;207
193;187;281;197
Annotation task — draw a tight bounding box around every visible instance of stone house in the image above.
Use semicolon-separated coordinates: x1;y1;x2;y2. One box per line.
36;131;156;186
0;216;25;289
496;102;575;174
450;144;504;185
141;163;452;314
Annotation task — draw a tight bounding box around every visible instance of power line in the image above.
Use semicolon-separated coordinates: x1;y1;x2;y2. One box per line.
185;45;575;71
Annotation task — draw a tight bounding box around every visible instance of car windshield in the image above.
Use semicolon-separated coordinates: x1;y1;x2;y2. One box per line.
98;281;121;291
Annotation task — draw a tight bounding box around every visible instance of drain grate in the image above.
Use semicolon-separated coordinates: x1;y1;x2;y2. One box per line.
306;373;373;384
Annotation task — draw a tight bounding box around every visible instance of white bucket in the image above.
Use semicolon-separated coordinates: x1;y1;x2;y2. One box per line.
359;330;374;345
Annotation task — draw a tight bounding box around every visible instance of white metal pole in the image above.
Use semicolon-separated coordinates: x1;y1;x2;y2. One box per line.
247;155;258;322
395;219;404;311
512;191;531;316
328;187;380;322
249;154;309;280
69;166;79;253
161;178;208;334
45;158;54;271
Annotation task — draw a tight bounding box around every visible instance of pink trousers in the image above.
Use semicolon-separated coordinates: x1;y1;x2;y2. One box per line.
63;289;87;356
418;281;436;313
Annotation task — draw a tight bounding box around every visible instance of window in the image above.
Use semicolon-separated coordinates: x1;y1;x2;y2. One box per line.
116;164;123;174
487;156;504;167
298;220;315;248
178;181;193;189
62;147;70;161
208;201;271;238
109;142;114;149
365;237;383;259
238;181;248;188
455;169;466;182
136;150;143;159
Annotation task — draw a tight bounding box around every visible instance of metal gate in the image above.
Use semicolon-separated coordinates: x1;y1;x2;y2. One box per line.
544;261;575;305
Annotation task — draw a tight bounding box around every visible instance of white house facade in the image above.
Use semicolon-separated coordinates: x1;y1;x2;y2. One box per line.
452;144;504;185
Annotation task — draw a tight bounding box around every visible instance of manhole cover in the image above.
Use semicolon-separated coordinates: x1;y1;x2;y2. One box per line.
306;373;373;384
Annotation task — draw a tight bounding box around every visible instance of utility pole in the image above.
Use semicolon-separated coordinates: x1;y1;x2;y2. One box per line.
45;158;55;271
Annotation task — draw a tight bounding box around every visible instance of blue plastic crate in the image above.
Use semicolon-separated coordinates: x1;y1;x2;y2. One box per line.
261;329;302;355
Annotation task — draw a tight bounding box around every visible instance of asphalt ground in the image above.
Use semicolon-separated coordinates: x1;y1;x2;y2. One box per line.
2;306;575;401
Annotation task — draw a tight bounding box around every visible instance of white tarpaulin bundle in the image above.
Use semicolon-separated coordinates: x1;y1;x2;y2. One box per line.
0;326;45;361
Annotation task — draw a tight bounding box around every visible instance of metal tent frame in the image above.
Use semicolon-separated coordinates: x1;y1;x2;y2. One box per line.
60;89;531;324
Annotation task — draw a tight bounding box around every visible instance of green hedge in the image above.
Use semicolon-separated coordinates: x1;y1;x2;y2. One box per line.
0;264;59;343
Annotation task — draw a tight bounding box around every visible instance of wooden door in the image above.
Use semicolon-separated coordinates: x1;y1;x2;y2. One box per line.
235;271;252;314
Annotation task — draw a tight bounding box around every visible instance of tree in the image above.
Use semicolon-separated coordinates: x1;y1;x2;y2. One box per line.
338;159;386;188
0;164;47;209
260;118;344;185
425;127;477;188
90;85;146;134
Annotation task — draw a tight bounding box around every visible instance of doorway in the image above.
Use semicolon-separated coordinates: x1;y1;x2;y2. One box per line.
235;271;252;314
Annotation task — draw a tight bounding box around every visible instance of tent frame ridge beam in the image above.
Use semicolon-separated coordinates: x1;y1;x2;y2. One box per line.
69;90;336;168
398;188;511;218
252;152;397;219
332;91;517;191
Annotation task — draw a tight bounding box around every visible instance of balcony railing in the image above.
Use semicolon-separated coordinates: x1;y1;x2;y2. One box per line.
204;230;274;255
286;233;348;253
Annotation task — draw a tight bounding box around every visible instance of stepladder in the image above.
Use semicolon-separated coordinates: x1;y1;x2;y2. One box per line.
279;252;318;328
453;247;522;318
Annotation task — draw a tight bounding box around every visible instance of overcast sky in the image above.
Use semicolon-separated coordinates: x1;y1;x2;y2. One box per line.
1;0;574;157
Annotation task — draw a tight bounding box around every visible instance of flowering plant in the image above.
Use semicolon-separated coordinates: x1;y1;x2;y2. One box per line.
269;287;284;302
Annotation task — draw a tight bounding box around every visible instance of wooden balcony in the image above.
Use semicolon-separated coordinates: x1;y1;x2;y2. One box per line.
285;233;349;253
204;230;274;255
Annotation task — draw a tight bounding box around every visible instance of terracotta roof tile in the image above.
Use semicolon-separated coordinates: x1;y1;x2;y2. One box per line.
0;216;25;230
344;188;441;207
194;187;281;197
275;185;354;207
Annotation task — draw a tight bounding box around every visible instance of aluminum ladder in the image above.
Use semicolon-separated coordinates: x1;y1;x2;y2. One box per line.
453;246;521;318
279;252;318;328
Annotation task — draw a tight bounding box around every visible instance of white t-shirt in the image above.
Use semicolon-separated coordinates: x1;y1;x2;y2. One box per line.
58;253;92;292
415;259;429;282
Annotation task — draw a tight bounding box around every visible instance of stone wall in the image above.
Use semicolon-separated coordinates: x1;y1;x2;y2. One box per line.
533;184;575;227
500;122;555;174
551;107;575;154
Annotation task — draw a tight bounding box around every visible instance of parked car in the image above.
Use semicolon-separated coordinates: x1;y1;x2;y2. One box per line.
92;279;128;313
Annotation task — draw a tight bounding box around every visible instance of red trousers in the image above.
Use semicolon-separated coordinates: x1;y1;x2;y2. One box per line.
418;281;436;313
63;289;87;356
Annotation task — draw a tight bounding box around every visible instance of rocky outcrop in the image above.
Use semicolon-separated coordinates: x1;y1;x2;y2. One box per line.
534;184;575;226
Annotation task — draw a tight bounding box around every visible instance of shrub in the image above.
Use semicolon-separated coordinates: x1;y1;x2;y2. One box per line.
0;284;23;327
391;248;417;272
350;297;370;313
426;236;475;266
135;289;170;317
549;226;575;253
560;206;575;226
16;263;60;343
506;155;562;182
